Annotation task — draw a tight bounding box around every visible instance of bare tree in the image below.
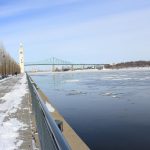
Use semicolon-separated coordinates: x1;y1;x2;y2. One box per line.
0;43;20;78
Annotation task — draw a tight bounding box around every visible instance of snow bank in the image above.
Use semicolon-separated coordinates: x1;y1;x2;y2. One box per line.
46;102;55;112
0;118;26;149
0;74;28;149
0;76;12;83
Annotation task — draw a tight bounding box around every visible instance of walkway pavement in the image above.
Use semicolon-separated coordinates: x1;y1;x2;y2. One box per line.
0;75;38;150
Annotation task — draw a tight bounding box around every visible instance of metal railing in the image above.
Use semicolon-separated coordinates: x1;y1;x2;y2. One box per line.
27;74;71;150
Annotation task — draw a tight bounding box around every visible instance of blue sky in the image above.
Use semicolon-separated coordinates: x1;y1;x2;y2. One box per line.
0;0;150;64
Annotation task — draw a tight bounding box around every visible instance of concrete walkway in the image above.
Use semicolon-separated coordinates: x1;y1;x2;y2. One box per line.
0;75;39;150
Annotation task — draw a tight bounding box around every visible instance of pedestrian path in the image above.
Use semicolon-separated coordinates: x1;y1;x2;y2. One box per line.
0;75;35;150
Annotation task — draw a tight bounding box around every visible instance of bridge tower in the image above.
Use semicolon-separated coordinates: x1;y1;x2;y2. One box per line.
19;43;25;73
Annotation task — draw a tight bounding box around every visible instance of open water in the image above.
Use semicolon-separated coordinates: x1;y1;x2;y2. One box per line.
31;69;150;150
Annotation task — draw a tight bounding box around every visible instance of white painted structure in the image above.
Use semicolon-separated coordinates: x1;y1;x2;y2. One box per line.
19;43;25;73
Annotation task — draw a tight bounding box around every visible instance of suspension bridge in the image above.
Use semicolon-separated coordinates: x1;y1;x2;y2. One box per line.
25;57;106;72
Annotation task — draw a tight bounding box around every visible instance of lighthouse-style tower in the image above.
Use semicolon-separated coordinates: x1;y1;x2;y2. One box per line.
19;43;25;73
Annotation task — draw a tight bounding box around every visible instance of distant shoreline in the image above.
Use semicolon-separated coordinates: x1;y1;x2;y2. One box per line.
28;67;150;75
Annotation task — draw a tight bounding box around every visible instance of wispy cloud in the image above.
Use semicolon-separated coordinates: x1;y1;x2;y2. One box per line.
2;7;150;42
0;0;81;18
0;0;150;63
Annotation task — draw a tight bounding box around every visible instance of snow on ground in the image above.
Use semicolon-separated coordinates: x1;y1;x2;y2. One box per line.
0;75;12;83
0;74;28;150
46;102;55;113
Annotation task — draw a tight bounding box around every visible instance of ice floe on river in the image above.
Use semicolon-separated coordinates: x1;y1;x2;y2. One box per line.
64;79;79;83
67;90;87;96
100;92;124;98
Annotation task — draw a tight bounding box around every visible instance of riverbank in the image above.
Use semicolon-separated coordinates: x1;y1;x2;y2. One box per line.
0;74;40;149
29;67;150;75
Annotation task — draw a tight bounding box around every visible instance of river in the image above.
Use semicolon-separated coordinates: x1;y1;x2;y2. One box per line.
31;69;150;150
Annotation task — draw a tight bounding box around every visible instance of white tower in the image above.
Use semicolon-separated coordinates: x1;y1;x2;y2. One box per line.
19;43;25;73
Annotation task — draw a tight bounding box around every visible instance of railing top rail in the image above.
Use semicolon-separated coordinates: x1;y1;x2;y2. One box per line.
27;74;71;150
